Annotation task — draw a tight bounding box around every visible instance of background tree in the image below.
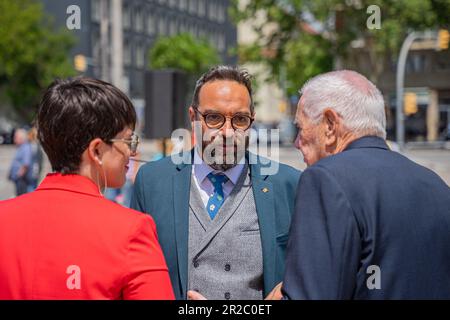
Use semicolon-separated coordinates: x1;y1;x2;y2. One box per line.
148;32;221;77
148;32;221;108
0;0;76;123
231;0;450;96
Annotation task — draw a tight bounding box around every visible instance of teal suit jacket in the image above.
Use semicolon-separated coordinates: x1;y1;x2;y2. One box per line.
131;151;301;300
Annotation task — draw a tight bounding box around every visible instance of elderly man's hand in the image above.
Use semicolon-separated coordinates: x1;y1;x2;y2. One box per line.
265;282;283;300
187;290;207;300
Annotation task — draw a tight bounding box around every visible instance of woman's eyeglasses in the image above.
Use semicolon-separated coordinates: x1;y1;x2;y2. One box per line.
109;133;140;154
195;109;254;131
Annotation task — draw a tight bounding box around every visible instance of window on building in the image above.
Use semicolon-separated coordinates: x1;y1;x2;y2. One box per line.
217;2;226;23
136;43;145;69
169;0;178;8
158;16;167;35
179;20;186;33
91;32;100;63
198;26;206;39
179;0;187;11
123;6;131;29
208;33;215;48
169;18;177;35
124;41;131;66
208;1;217;21
91;0;100;22
218;33;225;51
190;23;197;37
198;0;206;17
147;12;155;35
135;9;144;32
189;0;197;14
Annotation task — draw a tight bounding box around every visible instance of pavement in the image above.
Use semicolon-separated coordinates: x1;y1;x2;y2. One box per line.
1;140;449;201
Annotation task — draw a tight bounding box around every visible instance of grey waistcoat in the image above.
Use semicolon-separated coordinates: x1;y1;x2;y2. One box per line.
187;165;264;300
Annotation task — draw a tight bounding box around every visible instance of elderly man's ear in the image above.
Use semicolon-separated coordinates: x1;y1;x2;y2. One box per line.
322;108;340;146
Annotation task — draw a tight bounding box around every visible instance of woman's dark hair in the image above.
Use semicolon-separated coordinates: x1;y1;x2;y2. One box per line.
191;65;254;112
36;77;136;174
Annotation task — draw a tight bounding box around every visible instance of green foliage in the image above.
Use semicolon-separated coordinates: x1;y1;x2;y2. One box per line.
0;0;76;122
231;0;450;95
148;33;221;77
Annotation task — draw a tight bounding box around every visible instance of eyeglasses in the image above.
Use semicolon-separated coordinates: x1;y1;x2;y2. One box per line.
195;109;254;131
109;133;140;155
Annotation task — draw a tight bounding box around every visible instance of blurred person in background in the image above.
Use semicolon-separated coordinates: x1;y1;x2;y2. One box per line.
27;126;43;192
0;77;174;300
7;128;32;196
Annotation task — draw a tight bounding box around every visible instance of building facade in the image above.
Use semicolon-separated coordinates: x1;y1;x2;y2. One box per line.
42;0;237;101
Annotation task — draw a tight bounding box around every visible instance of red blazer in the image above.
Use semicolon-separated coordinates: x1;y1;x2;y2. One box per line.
0;173;174;300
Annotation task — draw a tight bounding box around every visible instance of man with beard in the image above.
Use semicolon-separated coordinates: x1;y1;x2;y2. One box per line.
131;66;300;300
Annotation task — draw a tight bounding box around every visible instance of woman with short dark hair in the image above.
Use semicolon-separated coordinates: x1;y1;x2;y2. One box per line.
0;77;174;300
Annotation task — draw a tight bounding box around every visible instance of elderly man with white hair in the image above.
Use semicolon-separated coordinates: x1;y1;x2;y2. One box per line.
279;70;450;299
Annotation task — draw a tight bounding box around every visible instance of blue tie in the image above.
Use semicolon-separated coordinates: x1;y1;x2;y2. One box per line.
206;173;229;220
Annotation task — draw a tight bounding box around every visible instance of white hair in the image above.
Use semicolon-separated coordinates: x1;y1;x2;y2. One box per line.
300;70;386;139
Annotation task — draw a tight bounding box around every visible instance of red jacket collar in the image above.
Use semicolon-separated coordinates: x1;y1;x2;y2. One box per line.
36;173;102;197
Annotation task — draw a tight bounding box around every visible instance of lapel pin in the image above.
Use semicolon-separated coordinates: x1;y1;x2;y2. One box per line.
262;187;269;193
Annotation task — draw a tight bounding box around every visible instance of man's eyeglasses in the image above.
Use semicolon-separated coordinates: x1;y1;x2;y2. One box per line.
109;133;140;155
195;109;254;131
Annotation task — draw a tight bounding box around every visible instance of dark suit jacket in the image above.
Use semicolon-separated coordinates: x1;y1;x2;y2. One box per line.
131;151;300;299
283;136;450;299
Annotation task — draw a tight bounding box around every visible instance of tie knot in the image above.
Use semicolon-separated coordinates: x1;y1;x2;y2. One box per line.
207;173;229;187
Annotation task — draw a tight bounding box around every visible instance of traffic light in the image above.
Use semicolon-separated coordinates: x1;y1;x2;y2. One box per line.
437;29;449;50
404;92;418;116
74;54;87;72
278;100;287;113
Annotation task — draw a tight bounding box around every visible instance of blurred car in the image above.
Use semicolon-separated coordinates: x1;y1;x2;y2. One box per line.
0;117;16;145
443;124;450;141
0;128;15;145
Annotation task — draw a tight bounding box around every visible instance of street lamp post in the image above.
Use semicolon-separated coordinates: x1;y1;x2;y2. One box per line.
396;30;446;149
396;32;419;150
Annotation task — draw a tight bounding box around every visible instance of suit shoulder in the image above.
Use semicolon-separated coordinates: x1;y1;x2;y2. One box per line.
252;154;301;186
137;154;182;177
278;162;302;177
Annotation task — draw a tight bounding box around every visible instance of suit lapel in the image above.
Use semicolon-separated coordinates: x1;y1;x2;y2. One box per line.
173;159;192;299
250;159;276;296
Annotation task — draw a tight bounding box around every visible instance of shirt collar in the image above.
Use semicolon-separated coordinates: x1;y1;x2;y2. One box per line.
344;136;389;151
36;173;102;197
193;148;244;185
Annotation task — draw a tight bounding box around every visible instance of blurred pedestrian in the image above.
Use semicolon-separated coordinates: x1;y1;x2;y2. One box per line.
26;127;43;192
7;128;32;196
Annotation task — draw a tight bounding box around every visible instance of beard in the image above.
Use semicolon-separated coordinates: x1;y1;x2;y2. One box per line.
200;130;249;171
